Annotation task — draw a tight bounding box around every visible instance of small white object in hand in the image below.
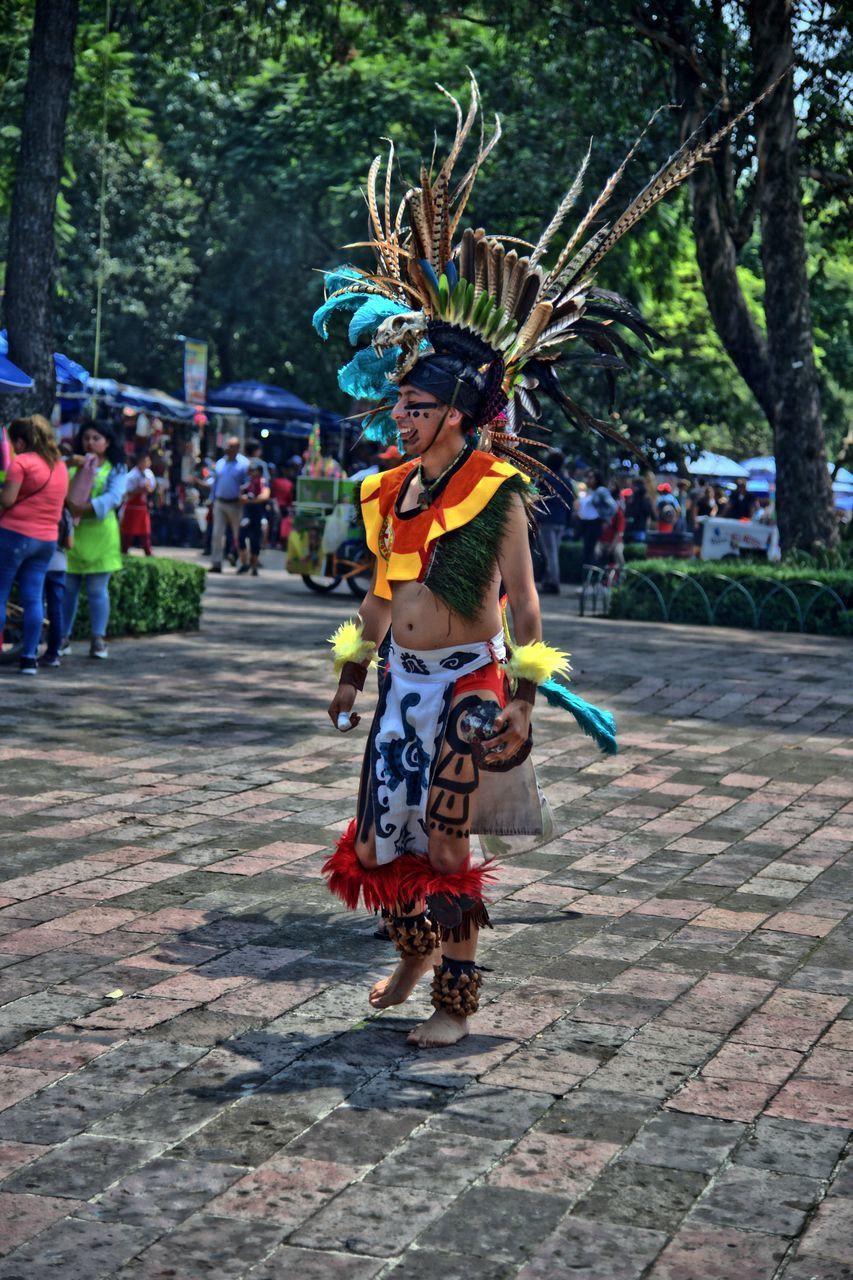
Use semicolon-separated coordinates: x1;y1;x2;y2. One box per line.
337;712;352;731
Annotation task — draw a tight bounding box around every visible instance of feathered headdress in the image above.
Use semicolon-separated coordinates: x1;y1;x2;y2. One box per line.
313;72;768;476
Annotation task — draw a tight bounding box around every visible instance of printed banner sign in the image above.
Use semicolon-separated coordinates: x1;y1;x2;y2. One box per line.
700;517;781;562
183;338;208;406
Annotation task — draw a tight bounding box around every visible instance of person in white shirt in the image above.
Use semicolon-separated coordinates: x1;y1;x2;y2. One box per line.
210;437;249;572
120;450;156;555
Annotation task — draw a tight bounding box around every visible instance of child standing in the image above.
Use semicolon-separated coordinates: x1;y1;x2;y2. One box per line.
120;450;155;555
237;462;270;576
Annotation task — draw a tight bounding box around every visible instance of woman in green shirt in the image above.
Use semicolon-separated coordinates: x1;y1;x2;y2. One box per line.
62;421;127;659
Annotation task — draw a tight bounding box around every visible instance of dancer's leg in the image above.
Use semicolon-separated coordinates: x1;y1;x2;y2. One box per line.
407;690;496;1048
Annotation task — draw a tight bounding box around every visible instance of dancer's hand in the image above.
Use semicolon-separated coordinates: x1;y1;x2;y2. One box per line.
481;700;530;764
328;683;360;732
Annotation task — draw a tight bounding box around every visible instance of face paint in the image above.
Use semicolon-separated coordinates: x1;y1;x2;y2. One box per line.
392;393;448;456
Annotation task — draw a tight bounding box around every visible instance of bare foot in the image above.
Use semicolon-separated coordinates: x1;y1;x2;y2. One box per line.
369;952;436;1009
406;1007;469;1048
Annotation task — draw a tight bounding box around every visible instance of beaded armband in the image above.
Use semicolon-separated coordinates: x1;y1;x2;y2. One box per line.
328;619;377;682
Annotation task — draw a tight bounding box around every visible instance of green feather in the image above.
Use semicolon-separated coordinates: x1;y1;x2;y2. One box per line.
423;474;534;619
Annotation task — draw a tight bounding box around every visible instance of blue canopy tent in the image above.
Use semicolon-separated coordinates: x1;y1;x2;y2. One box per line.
206;380;342;432
743;456;852;509
0;330;89;394
0;352;34;392
86;378;196;420
743;456;775;477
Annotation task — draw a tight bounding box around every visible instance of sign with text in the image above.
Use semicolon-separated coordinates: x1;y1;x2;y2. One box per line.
183;338;208;406
700;517;781;561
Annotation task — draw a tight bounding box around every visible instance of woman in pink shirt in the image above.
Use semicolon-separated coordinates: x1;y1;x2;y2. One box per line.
0;415;69;674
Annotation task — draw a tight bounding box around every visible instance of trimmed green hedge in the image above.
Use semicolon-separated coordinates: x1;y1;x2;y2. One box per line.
558;539;646;582
609;559;853;636
71;556;207;639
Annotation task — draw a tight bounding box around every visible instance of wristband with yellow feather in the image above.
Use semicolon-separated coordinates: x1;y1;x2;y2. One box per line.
503;642;571;704
329;619;378;677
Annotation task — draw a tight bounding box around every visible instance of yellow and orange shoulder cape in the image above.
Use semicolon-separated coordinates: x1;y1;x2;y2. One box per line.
360;449;527;599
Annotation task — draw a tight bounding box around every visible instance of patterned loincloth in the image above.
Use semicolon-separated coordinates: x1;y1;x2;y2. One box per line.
358;632;506;865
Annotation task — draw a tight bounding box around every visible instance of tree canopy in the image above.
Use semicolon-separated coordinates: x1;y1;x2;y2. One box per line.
1;0;849;473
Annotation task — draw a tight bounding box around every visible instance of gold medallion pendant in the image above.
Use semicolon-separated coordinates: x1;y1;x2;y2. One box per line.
377;516;394;562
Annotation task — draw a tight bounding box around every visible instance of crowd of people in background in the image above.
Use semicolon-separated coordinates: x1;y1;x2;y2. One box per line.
0;408;793;668
520;455;775;596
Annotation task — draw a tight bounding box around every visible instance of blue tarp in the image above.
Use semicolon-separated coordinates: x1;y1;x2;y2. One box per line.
0;330;89;391
85;378;196;420
743;456;775;477
207;380;340;430
0;352;33;392
207;380;315;417
744;456;852;508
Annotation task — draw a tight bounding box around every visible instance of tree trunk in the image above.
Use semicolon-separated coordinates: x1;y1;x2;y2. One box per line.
636;12;776;431
747;0;836;551
688;147;776;426
3;0;80;418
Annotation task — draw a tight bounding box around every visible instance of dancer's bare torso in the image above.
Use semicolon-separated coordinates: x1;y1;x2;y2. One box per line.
384;469;502;651
388;578;500;649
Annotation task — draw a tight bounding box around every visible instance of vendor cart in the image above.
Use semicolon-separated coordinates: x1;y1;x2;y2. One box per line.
286;475;373;595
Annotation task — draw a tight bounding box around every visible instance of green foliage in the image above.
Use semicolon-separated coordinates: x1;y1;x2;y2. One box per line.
610;559;853;636
0;0;849;470
70;556;206;639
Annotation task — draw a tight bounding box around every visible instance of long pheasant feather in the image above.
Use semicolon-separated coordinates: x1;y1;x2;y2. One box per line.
542;105;670;290
529;141;592;268
579;83;779;279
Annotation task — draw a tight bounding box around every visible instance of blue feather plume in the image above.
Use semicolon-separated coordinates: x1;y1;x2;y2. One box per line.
338;345;399;401
538;678;618;755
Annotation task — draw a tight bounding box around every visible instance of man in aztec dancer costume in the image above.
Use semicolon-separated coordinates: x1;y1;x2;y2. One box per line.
318;75;763;1047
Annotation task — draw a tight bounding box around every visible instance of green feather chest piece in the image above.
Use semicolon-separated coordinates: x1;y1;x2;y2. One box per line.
423;473;532;620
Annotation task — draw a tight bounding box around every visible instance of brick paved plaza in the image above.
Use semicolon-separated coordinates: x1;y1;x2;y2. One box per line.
0;560;851;1279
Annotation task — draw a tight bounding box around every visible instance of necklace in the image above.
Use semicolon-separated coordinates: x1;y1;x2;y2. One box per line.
416;444;471;509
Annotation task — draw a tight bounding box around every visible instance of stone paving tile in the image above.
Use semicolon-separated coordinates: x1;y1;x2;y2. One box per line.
3;1135;161;1200
573;1158;708;1232
687;1165;824;1236
0;1190;85;1255
113;1214;285;1279
1;573;851;1277
484;1132;620;1198
765;1079;853;1128
779;1259;853;1280
248;1248;386;1279
537;1088;660;1143
796;1196;853;1263
290;1182;454;1257
646;1226;787;1280
624;1110;746;1174
427;1185;574;1265
0;1217;158;1279
75;1157;246;1228
515;1216;667;1279
734;1116;849;1178
0;1079;128;1145
386;1249;517;1280
206;1154;366;1226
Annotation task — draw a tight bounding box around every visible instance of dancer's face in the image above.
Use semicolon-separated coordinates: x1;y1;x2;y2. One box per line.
391;386;448;457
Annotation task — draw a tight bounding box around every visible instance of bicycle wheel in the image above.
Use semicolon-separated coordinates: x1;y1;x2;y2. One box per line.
302;574;343;594
346;567;373;597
